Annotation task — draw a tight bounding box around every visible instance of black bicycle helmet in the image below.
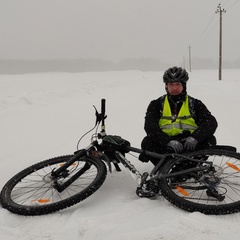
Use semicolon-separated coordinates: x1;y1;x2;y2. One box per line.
163;66;189;83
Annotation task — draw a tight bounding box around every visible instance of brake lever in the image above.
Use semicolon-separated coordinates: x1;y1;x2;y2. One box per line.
93;105;102;125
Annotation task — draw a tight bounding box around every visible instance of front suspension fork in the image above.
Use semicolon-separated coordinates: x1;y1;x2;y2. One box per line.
51;143;96;192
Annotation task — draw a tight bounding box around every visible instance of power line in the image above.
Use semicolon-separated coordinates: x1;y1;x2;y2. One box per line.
197;13;216;41
194;0;239;44
220;0;232;6
222;0;240;10
186;0;238;72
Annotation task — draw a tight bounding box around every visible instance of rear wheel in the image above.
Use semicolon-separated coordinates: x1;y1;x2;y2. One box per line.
0;155;107;215
159;148;240;215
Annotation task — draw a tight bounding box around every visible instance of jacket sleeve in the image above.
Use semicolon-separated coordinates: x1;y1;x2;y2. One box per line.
190;98;218;143
144;97;172;147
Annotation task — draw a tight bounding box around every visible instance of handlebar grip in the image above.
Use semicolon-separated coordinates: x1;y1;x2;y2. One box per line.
101;99;106;117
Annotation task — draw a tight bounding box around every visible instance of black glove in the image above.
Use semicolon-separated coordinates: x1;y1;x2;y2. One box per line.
167;140;183;153
184;137;198;151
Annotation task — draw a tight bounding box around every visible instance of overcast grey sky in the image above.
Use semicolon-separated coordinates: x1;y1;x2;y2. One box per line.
0;0;239;64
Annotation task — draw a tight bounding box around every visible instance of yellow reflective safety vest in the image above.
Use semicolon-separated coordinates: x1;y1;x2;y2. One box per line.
159;95;198;136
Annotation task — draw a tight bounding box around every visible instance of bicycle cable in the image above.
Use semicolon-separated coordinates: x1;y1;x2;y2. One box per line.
76;122;98;150
76;104;103;150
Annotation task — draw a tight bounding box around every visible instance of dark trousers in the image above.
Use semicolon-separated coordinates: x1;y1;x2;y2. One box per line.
140;135;216;166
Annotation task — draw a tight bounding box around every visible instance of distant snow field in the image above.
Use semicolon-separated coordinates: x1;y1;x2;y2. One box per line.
1;69;240;240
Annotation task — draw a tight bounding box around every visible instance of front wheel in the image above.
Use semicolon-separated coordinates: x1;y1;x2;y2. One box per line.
159;148;240;215
0;155;107;215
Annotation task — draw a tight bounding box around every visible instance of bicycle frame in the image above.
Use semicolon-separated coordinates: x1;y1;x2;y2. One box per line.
50;98;213;193
108;145;211;185
50;135;212;194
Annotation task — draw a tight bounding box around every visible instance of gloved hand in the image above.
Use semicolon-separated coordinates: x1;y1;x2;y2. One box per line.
167;140;183;153
184;137;198;151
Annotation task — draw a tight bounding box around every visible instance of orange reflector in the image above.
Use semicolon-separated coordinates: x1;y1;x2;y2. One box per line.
226;162;240;172
32;199;50;203
176;186;190;196
59;162;76;167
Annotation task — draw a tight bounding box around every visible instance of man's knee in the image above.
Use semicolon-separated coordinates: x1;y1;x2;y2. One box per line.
141;136;158;151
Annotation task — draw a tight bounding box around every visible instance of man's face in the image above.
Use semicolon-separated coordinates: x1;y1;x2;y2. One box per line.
167;82;183;95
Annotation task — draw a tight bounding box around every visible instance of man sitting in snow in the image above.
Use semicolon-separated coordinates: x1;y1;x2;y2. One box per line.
139;66;218;165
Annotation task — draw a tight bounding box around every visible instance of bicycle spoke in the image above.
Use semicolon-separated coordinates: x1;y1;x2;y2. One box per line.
159;148;240;214
7;159;100;206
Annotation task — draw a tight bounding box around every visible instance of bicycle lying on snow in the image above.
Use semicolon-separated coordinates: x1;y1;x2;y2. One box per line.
1;99;240;216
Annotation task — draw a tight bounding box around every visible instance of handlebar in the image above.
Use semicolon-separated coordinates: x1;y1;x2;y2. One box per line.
101;99;106;130
101;99;106;118
100;99;106;135
77;99;107;149
94;98;107;137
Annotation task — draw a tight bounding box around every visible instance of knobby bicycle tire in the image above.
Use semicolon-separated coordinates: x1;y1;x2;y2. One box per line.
0;155;107;216
159;148;240;215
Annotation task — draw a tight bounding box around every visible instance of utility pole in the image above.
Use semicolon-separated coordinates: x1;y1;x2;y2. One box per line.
188;45;192;72
216;4;226;80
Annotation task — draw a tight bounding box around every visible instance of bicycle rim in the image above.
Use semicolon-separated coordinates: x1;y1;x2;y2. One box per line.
0;155;107;215
159;149;240;215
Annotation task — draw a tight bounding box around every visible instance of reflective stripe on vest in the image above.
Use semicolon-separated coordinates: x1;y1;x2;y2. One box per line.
159;95;198;136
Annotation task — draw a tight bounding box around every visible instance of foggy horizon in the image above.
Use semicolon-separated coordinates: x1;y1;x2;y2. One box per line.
0;57;239;75
1;0;240;67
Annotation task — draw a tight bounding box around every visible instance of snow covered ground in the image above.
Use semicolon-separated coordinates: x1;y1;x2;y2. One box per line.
1;69;240;239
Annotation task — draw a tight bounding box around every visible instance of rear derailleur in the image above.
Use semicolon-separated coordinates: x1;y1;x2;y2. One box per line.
200;166;225;202
206;187;225;202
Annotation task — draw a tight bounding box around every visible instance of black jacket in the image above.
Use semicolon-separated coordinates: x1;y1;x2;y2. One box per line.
144;94;218;148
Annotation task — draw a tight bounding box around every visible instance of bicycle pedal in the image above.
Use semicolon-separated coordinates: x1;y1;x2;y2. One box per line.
136;187;158;198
